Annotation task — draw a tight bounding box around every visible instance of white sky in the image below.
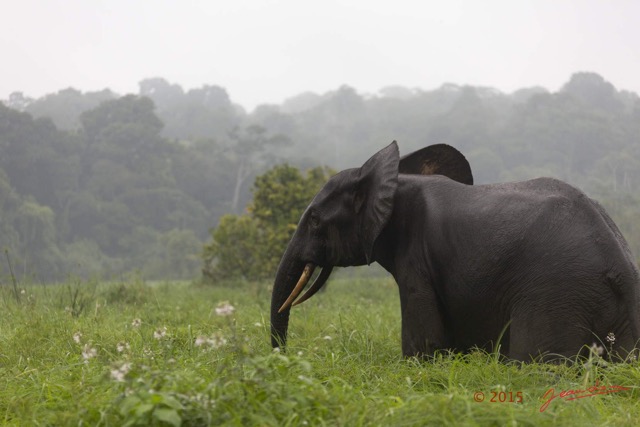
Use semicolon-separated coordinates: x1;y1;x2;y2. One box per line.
2;0;639;111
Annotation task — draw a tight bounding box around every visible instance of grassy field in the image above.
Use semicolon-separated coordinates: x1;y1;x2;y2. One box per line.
0;277;639;426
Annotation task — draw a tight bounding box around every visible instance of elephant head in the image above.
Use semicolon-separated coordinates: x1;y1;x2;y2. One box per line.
270;141;473;349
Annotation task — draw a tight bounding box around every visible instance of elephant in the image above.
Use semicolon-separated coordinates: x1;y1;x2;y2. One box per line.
270;141;640;361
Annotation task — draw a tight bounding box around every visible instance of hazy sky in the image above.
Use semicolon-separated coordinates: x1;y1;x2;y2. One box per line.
2;0;639;111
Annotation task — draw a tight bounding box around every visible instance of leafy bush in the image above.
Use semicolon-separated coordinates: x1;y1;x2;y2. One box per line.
202;215;261;281
202;164;333;282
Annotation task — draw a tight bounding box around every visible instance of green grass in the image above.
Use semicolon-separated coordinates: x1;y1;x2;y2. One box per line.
0;277;639;426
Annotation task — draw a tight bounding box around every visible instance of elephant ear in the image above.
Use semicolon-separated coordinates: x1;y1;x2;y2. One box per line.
399;144;473;185
355;141;399;265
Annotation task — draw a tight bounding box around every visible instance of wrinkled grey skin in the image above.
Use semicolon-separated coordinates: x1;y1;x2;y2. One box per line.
271;142;640;361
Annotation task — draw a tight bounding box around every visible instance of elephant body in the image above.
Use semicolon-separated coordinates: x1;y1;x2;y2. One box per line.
376;175;639;359
271;142;640;361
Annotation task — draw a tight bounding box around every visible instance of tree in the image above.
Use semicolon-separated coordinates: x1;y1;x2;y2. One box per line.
427;86;499;154
561;72;623;113
226;125;291;213
202;215;261;281
4;92;34;111
0;103;81;212
143;228;203;279
138;78;244;141
202;164;333;282
80;95;163;145
26;87;116;130
0;170;64;280
3;72;640;281
249;164;333;276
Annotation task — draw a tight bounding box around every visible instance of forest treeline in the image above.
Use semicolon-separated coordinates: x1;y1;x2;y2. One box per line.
1;72;639;282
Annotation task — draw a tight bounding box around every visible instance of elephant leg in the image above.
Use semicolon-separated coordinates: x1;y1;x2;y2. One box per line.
400;287;447;357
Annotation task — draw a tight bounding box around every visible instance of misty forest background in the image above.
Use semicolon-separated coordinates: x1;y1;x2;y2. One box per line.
1;72;640;282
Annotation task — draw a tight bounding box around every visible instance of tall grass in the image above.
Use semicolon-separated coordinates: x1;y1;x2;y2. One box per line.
0;277;638;426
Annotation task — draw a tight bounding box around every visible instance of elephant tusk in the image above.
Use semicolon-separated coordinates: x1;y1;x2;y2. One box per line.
292;266;333;307
278;263;315;313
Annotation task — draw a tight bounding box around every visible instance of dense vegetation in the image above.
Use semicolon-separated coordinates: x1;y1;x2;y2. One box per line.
1;72;640;281
1;279;638;425
202;164;334;282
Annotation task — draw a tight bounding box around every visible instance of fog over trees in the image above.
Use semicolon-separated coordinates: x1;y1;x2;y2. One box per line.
2;72;640;281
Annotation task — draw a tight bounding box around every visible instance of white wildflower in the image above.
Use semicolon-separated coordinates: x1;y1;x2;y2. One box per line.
254;322;262;327
194;332;227;349
110;362;132;382
20;289;26;295
82;344;97;362
210;332;227;348
153;326;167;340
606;332;616;345
215;301;235;317
591;342;604;356
131;318;142;328
194;335;208;347
323;335;332;341
188;393;216;409
73;332;82;344
116;342;130;353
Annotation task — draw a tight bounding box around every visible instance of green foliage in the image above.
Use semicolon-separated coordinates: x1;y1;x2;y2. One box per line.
25;87;116;130
80;94;164;142
3;72;640;281
203;215;261;281
119;390;183;427
0;95;215;281
0;278;639;425
156;229;203;279
0;170;64;280
203;164;334;282
139;77;241;141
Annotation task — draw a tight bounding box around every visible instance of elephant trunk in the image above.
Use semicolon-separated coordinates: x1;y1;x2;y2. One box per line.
270;247;333;349
270;244;306;349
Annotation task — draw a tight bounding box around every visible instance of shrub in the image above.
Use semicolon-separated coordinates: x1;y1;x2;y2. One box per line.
202;164;333;282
